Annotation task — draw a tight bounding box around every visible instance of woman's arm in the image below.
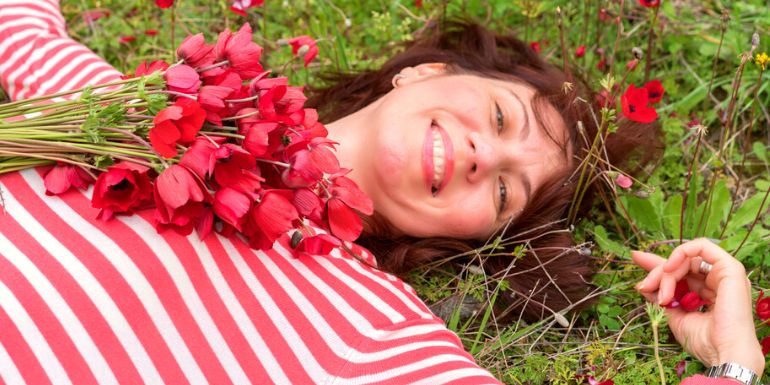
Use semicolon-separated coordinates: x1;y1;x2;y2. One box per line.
633;239;766;383
0;0;122;101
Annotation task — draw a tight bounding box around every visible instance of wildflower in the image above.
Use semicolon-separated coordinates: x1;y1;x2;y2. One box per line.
675;360;687;378
762;336;770;356
121;60;169;80
415;0;423;8
215;24;264;78
296;234;342;256
145;29;159;36
230;0;264;17
643;79;665;104
638;0;660;7
287;35;319;67
575;45;586;58
177;33;216;69
755;52;770;71
82;9;109;25
529;41;541;54
213;187;252;231
119;35;136;44
149;98;207;158
153;165;211;236
164;64;202;94
615;173;633;189
626;59;639;71
244;190;299;249
757;291;770;321
665;280;708;311
92;162;154;220
155;0;174;8
621;84;658;123
43;164;94;196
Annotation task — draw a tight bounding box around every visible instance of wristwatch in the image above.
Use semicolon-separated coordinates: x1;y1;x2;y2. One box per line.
705;362;762;385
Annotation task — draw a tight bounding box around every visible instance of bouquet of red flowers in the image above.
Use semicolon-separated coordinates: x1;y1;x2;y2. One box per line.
0;24;372;255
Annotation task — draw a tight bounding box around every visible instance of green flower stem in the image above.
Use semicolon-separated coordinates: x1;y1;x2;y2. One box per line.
198;131;245;139
0;160;54;173
0;78;142;110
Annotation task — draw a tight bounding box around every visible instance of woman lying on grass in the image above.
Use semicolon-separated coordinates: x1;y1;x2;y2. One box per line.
0;0;765;384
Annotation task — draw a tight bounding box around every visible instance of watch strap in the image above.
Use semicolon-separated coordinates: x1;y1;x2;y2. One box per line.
705;362;762;385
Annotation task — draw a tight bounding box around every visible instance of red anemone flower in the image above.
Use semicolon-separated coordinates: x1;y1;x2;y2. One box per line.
149;98;206;158
119;36;136;44
92;162;154;220
155;0;174;8
177;33;216;69
145;29;159;36
761;336;770;356
287;35;319;67
43;164;94;196
756;291;770;321
643;79;665;104
121;60;169;80
665;280;708;311
638;0;660;7
153;165;211;235
529;41;541;54
165;64;202;94
230;0;264;16
575;45;586;58
215;24;264;78
621;84;658;123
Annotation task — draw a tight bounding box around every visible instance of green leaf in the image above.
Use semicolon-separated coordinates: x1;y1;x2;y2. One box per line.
702;180;731;238
753;141;768;164
663;195;683;239
726;193;768;234
623;195;663;236
592;225;628;258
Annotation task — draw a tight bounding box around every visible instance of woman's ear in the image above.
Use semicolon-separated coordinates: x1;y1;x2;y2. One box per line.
394;63;448;87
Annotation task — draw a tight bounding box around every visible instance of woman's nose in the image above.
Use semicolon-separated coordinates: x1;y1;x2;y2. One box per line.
466;131;500;184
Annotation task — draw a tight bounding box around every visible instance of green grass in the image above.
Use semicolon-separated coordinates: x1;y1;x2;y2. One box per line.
48;0;770;383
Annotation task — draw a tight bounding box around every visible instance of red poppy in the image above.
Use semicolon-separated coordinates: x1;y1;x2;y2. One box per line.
575;45;586;58
643;79;665;104
213;187;252;230
155;0;174;8
757;291;770;321
246;190;299;249
149;98;206;158
91;162;153;220
177;33;216;69
529;41;541;54
145;29;159;36
621;84;658;123
287;35;319;67
680;291;708;311
153;165;211;235
43;164;94;196
230;0;264;16
638;0;660;7
761;336;770;356
215;24;264;78
296;234;341;256
119;36;136;44
198;85;234;125
122;60;169;80
665;280;708;311
165;64;202;94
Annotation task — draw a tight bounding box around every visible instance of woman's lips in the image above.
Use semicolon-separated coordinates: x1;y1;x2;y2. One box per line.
422;120;455;196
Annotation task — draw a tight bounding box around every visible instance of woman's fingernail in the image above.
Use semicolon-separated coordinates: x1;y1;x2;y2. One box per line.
637;283;644;290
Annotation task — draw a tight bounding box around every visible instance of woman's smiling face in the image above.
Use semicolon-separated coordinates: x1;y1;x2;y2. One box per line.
327;64;571;240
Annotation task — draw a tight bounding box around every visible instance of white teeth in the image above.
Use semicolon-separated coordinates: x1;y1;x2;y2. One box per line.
432;128;445;187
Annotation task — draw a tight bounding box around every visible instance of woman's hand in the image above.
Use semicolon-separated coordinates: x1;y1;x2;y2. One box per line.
632;238;765;376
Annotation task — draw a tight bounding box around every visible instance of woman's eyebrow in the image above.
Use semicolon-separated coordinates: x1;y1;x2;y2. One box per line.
508;89;530;140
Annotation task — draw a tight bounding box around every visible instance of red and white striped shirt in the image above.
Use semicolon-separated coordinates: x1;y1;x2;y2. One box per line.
0;1;742;384
0;1;502;383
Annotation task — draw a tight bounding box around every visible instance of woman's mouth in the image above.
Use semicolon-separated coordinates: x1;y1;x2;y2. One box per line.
422;120;454;196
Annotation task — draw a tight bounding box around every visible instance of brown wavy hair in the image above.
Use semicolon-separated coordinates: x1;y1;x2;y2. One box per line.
307;21;661;322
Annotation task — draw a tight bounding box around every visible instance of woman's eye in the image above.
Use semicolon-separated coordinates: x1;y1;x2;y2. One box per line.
495;102;504;133
498;178;508;214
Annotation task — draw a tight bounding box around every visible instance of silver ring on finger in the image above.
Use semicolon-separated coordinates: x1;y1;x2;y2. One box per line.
698;260;713;275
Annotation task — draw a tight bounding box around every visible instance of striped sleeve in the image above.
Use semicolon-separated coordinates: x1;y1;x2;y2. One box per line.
334;318;502;385
0;0;122;101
